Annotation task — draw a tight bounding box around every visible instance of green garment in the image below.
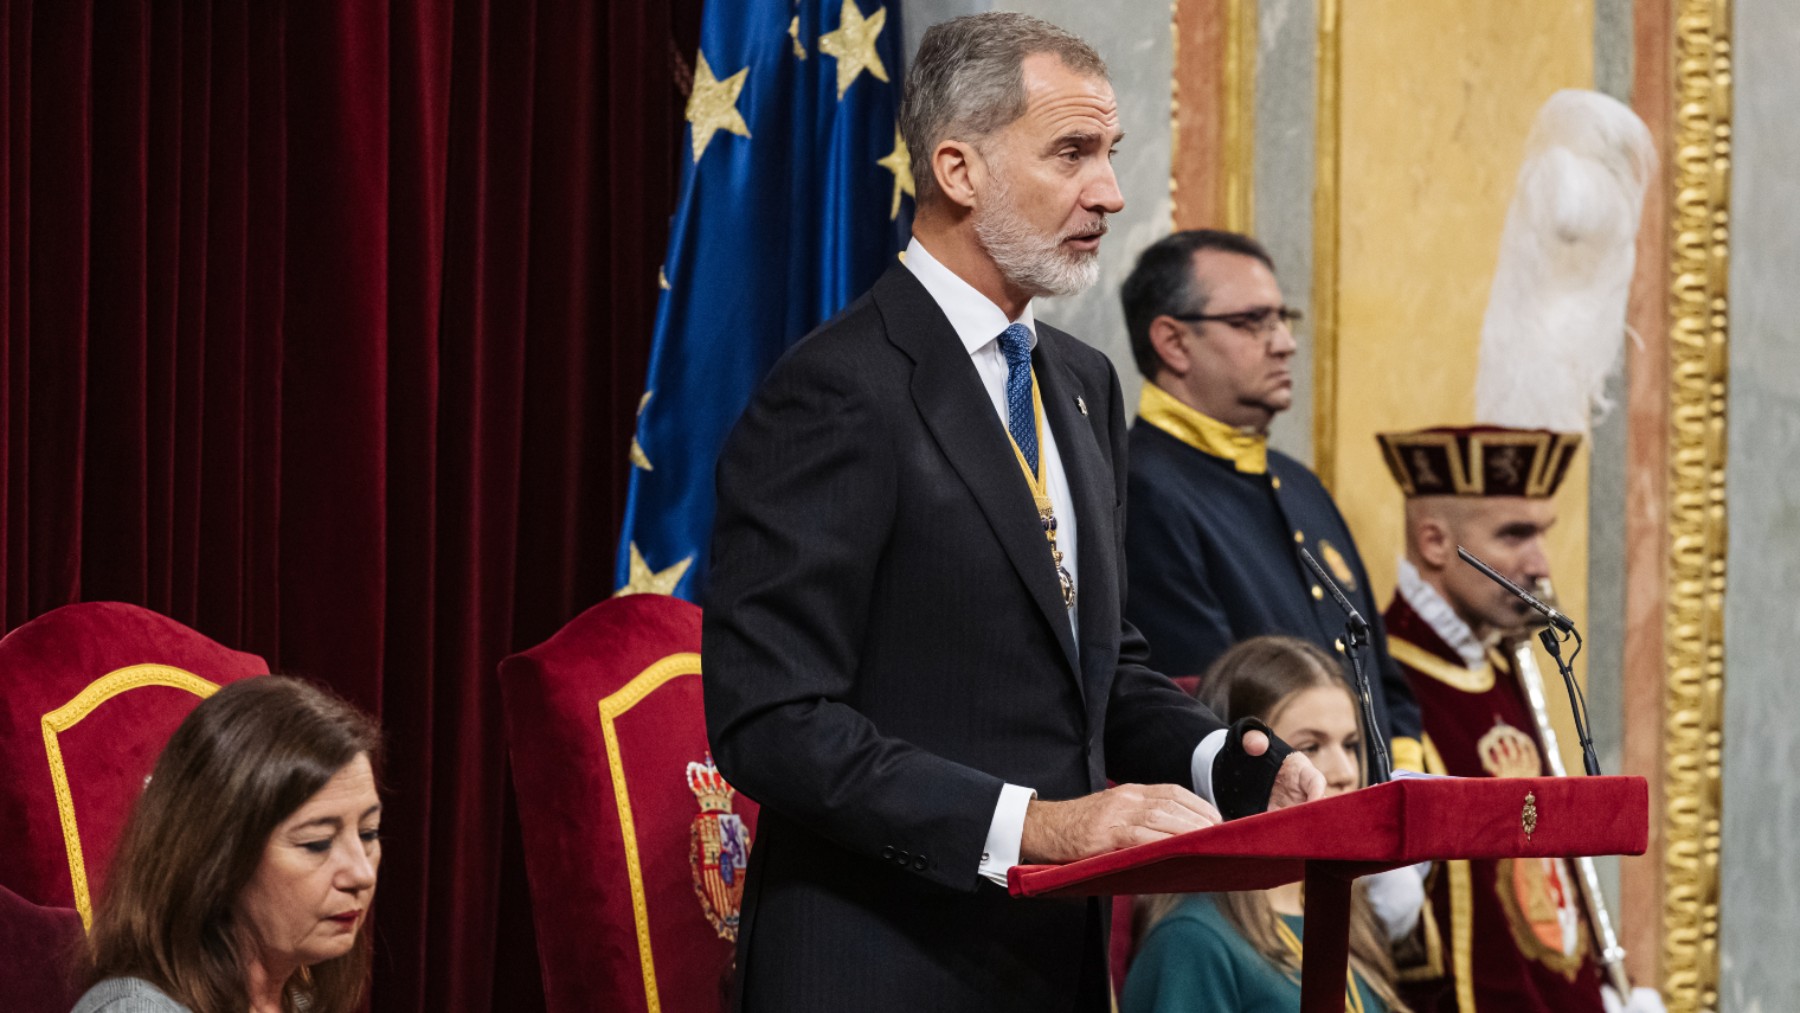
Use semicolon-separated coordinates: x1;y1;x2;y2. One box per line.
1120;895;1389;1013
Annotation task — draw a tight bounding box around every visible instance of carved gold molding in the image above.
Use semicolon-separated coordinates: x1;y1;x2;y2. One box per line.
1221;0;1256;232
1661;1;1730;1010
1310;0;1341;489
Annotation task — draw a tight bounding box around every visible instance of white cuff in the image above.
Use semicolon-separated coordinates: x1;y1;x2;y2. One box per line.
978;783;1037;885
1365;864;1428;941
1602;986;1666;1013
1189;728;1228;806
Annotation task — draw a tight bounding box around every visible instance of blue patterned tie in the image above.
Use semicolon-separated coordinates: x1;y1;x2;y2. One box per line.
998;323;1037;473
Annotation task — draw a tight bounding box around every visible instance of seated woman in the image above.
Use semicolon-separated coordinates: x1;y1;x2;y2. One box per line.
72;676;382;1013
1121;636;1410;1013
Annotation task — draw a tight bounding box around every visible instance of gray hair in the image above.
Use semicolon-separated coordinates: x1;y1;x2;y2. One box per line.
900;13;1108;207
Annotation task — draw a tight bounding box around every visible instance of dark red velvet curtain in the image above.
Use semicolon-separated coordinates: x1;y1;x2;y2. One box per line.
0;0;700;1007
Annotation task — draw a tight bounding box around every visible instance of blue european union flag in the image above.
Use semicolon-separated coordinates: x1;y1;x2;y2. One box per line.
614;0;912;600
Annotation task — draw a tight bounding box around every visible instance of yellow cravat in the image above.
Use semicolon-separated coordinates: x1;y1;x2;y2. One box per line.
1135;382;1269;475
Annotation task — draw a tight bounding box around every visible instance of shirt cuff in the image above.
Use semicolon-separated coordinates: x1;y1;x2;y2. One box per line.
1189;727;1228;806
978;782;1038;885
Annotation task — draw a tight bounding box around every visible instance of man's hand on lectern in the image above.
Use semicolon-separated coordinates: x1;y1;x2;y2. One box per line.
1241;726;1327;810
1019;784;1222;865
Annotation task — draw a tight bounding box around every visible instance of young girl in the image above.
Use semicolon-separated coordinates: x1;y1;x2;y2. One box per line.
1121;636;1410;1013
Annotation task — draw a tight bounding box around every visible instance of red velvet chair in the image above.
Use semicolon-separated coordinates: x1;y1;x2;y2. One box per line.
499;594;757;1013
0;602;266;1008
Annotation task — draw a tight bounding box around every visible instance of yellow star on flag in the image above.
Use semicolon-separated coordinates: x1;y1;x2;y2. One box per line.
789;16;807;59
817;1;888;100
686;52;751;163
875;128;913;220
629;390;654;470
615;542;693;597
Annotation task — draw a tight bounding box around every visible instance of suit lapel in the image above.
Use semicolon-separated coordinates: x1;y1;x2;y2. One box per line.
1035;327;1115;702
872;268;1082;685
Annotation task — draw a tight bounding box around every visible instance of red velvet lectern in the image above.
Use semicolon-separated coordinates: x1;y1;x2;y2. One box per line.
1009;775;1647;1013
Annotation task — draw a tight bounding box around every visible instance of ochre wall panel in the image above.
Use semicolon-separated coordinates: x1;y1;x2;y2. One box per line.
1324;0;1596;770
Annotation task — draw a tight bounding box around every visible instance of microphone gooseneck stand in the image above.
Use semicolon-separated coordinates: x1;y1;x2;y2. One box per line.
1299;547;1391;785
1537;624;1602;776
1455;546;1602;777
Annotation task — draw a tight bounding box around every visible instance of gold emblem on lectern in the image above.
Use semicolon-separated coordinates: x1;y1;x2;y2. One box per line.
1522;791;1538;838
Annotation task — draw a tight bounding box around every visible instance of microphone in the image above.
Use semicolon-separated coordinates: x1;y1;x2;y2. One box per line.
1455;547;1574;633
1456;547;1601;776
1299;547;1390;785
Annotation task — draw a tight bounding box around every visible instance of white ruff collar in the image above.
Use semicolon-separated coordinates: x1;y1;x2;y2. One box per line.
1395;559;1489;671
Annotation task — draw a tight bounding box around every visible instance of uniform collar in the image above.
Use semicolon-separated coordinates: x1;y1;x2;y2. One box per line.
1136;381;1268;475
1395;558;1490;670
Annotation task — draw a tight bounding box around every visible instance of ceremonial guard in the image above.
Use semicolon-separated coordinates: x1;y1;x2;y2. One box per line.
1378;89;1663;1013
1120;230;1421;767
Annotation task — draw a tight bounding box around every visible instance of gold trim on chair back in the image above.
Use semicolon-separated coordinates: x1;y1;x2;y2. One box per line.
40;664;220;930
598;651;703;1013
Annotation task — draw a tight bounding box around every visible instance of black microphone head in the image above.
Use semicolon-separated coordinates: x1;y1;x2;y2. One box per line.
1459;545;1577;634
1538;625;1563;656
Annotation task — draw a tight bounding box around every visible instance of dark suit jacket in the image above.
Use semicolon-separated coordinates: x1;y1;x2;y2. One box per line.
704;265;1223;1012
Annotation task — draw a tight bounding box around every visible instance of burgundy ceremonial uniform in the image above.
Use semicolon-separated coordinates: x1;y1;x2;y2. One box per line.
1383;591;1606;1013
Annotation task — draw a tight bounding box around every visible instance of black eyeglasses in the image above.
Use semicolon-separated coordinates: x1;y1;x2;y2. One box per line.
1168;305;1304;337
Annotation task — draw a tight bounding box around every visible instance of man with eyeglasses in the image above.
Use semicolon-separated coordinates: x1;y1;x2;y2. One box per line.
1117;229;1423;776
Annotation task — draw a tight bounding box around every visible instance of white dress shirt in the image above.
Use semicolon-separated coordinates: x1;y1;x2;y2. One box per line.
902;237;1226;885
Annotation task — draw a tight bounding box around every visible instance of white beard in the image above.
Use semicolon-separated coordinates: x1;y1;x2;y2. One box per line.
971;169;1104;298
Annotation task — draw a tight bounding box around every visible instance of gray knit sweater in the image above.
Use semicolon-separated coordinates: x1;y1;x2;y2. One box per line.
69;978;194;1013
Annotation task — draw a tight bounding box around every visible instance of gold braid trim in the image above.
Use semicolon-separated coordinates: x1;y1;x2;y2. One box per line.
1389;637;1495;694
1421;735;1476;1013
599;652;704;1013
41;664;221;930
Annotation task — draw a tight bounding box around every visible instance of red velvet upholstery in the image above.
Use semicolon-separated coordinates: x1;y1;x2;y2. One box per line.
0;882;86;1007
498;594;757;1013
1012;775;1648;899
0;602;266;1010
1020;775;1647;1013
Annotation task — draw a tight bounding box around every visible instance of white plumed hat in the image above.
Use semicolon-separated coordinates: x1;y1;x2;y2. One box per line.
1472;89;1655;435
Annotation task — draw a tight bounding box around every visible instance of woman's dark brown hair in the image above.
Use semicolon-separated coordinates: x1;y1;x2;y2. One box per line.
1137;636;1410;1012
84;675;382;1013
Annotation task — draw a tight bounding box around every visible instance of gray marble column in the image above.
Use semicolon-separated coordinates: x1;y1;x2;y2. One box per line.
1720;1;1800;1007
1581;0;1633;922
902;0;989;64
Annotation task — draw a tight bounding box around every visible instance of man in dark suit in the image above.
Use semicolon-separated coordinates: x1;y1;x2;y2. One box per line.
703;15;1324;1012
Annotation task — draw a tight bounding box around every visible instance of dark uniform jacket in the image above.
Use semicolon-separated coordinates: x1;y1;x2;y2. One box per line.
1384;590;1606;1013
1123;384;1422;764
704;266;1230;1012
